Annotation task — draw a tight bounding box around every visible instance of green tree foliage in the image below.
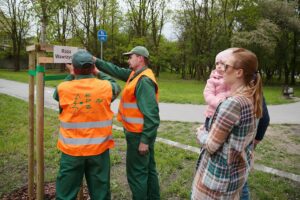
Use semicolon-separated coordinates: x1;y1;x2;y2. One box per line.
0;0;31;71
175;0;239;79
231;19;281;81
29;0;69;44
258;0;300;84
124;0;170;76
2;0;299;84
174;0;299;84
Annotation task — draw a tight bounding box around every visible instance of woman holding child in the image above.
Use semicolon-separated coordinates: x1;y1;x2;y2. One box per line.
192;48;262;200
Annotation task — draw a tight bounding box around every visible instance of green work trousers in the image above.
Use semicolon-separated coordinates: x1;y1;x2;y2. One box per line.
56;150;111;200
125;132;160;200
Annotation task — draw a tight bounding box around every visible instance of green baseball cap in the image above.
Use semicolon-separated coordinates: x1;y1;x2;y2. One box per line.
123;46;149;58
72;50;95;68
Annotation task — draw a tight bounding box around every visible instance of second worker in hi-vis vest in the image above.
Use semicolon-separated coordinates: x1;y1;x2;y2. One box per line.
93;46;160;200
53;50;121;200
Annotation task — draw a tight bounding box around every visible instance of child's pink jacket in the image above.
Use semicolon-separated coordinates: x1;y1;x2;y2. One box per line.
203;70;231;117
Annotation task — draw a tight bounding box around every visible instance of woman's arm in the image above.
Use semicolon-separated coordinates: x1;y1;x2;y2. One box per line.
205;98;241;154
254;96;270;147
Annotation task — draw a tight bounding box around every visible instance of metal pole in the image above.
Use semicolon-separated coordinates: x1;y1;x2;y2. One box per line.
36;51;45;200
28;51;35;199
101;41;103;59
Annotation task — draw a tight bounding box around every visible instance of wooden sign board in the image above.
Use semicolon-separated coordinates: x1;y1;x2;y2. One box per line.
53;45;79;63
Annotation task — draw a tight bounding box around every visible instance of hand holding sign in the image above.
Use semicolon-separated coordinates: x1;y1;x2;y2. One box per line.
65;63;75;75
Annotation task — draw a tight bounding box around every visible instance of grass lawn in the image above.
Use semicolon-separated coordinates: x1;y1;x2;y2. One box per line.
0;94;299;199
158;121;300;175
0;69;299;105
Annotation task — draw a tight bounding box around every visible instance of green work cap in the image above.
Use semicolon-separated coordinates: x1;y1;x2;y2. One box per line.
123;46;149;58
72;50;94;68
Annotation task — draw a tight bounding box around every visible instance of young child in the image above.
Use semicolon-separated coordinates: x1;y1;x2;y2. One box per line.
203;49;232;130
196;49;232;168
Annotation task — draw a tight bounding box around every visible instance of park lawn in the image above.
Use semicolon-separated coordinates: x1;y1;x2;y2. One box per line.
158;121;300;175
0;94;300;199
0;69;299;105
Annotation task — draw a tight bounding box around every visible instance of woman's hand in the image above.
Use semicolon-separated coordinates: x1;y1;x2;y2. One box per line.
196;125;209;145
253;139;260;149
196;125;205;144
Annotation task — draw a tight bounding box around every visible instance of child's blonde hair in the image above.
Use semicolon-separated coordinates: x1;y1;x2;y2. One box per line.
215;48;239;63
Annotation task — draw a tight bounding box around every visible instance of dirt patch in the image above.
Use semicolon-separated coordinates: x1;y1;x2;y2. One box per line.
0;182;90;200
1;138;129;200
253;124;300;175
264;125;300;155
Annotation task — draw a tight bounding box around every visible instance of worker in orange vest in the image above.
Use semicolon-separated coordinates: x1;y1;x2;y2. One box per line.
53;50;120;199
93;46;160;200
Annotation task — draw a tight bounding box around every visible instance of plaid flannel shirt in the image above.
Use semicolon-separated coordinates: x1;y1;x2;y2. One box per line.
192;95;256;200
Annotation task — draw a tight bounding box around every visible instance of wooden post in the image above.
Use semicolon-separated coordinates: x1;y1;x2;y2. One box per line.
26;43;80;199
36;50;45;200
28;51;35;199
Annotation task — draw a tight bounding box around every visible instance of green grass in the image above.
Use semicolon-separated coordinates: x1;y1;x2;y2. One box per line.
158;121;300;175
158;121;201;147
248;171;300;200
0;94;299;199
1;69;299;105
254;125;300;175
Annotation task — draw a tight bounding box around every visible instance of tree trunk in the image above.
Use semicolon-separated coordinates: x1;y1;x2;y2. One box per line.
13;53;21;71
284;62;289;85
156;65;160;77
12;38;20;71
181;53;186;79
40;0;47;44
290;31;297;85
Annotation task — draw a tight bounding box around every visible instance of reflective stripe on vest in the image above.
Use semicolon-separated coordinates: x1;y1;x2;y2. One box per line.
60;120;113;129
117;69;158;133
122;116;144;124
123;103;139;109
59;132;113;145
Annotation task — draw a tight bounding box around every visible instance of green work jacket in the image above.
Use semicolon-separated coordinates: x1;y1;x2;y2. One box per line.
95;59;160;144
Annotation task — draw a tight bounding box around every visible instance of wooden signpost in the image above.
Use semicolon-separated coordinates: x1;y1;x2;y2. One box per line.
26;44;79;200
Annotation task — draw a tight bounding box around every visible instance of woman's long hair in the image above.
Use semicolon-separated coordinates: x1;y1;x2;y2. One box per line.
231;48;263;118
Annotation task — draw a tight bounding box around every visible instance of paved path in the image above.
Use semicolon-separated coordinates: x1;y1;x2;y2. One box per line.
1;78;300;124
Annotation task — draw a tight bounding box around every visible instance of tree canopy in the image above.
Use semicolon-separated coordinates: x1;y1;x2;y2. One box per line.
0;0;299;84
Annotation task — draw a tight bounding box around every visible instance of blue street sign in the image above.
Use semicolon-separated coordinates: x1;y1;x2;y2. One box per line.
97;29;107;42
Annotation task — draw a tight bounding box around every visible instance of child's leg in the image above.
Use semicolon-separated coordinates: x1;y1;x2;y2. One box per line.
195;148;205;170
204;117;211;131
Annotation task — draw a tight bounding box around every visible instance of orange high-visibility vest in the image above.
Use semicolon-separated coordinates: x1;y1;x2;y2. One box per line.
57;78;114;156
117;68;158;133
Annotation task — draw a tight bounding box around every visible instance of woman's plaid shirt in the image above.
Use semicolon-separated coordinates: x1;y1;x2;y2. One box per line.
191;95;256;200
